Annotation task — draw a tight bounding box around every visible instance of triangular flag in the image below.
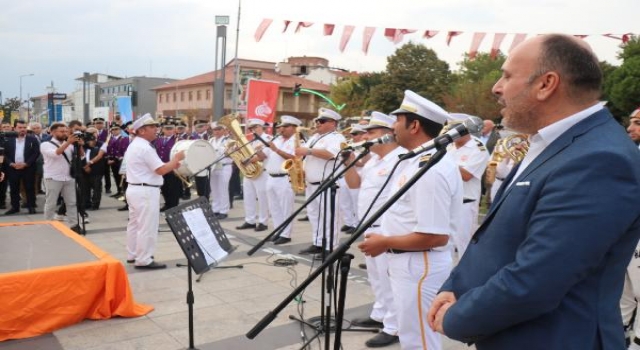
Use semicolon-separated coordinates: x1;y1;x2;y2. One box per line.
423;30;439;39
468;32;486;59
339;25;356;52
509;33;527;52
385;28;416;44
324;24;335;36
283;20;292;33
295;22;313;33
254;19;273;42
490;33;506;59
362;27;376;54
446;31;462;46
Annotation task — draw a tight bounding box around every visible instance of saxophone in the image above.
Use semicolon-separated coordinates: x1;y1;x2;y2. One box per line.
282;127;306;194
218;114;263;179
485;134;529;186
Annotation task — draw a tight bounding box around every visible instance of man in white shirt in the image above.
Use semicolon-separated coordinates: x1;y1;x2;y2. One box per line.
40;122;84;234
345;112;403;348
236;118;271;232
338;124;366;234
255;115;301;245
447;113;490;258
359;91;463;350
124;114;184;269
209;123;232;219
295;108;346;256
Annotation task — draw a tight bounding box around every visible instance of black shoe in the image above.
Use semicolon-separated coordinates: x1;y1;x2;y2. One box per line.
126;259;135;264
70;225;85;236
159;206;167;212
273;237;291;245
28;208;36;214
364;332;399;348
38;190;46;195
255;223;268;232
358;263;367;270
181;195;191;200
345;226;356;234
105;189;112;194
4;208;19;215
299;245;323;255
351;317;384;329
117;205;129;211
236;222;256;230
134;261;167;269
340;225;350;232
298;215;309;222
215;213;227;219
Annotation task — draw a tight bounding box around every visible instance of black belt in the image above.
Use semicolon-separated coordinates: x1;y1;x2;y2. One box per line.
463;198;476;204
496;176;505;181
128;183;161;188
269;173;288;178
308;181;321;185
387;248;431;254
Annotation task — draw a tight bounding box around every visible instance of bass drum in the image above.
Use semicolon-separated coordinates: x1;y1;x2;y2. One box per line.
170;140;216;177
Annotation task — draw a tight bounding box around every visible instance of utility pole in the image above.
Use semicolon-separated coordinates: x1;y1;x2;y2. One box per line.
213;16;229;121
231;0;241;115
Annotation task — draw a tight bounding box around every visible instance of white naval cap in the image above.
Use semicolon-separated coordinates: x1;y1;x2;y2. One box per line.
362;111;396;130
280;115;302;126
349;124;366;134
390;90;449;125
315;108;342;121
132;113;159;132
211;121;226;130
247;118;266;127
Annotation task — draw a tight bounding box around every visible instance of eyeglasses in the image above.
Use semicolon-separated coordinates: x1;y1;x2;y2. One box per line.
315;119;330;124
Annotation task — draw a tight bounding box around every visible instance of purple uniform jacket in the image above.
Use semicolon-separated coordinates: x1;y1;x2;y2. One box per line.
154;135;177;162
107;136;129;159
97;129;108;143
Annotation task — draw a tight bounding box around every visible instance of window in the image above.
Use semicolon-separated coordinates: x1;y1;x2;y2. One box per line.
181;92;185;101
188;91;193;101
197;90;201;101
206;90;210;100
159;94;162;103
173;92;176;102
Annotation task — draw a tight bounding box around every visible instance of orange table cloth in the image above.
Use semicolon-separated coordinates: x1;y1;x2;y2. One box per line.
0;221;153;341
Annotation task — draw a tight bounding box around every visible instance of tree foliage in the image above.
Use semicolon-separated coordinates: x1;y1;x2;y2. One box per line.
442;53;505;121
604;36;640;120
1;97;20;122
329;72;384;117
368;42;452;113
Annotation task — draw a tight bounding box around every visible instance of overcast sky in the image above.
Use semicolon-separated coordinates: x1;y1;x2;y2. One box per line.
1;0;636;102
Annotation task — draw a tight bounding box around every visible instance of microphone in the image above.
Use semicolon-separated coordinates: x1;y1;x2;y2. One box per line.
252;132;271;148
341;134;395;152
399;116;483;160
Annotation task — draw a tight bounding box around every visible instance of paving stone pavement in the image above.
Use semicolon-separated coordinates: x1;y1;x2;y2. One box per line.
0;190;473;350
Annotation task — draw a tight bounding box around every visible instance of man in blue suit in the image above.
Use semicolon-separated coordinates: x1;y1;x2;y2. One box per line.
428;34;640;349
3;120;41;214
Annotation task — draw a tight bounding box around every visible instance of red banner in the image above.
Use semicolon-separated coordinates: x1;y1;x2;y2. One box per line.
246;79;280;124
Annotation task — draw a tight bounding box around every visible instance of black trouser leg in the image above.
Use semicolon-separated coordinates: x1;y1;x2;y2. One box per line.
104;164;111;192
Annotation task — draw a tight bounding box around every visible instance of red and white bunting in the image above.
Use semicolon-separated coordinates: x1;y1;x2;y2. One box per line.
509;33;527;52
295;22;313;33
254;19;273;42
468;32;486;59
339;25;356;52
282;20;292;33
362;27;376;54
423;30;439;39
490;33;506;59
324;24;335;36
446;31;462;46
384;28;417;44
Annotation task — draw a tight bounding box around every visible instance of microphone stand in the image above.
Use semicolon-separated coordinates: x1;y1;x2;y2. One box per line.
246;143;450;350
247;149;372;255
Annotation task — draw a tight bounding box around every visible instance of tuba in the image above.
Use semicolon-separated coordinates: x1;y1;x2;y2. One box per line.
282;127;307;194
218;114;263;179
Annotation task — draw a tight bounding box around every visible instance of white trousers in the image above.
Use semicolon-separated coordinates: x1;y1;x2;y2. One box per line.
338;178;359;227
243;172;269;225
305;183;341;248
210;165;232;214
126;185;160;266
266;176;294;238
622;242;640;339
388;251;451;350
451;202;478;259
366;251;398;335
44;178;78;227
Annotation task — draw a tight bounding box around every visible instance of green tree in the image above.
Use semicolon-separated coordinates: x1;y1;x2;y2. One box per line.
442;53;505;121
604;36;640;120
368;42;452;113
1;97;20;123
329;72;384;117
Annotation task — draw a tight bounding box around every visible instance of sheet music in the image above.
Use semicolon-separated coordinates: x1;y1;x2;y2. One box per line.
182;208;228;266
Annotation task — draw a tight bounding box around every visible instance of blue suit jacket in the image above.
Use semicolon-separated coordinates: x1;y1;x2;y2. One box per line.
441;108;640;349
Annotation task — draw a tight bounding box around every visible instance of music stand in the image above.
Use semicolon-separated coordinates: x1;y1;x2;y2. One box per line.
165;197;236;350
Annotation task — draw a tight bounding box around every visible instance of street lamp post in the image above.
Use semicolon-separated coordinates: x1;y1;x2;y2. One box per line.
19;73;35;107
